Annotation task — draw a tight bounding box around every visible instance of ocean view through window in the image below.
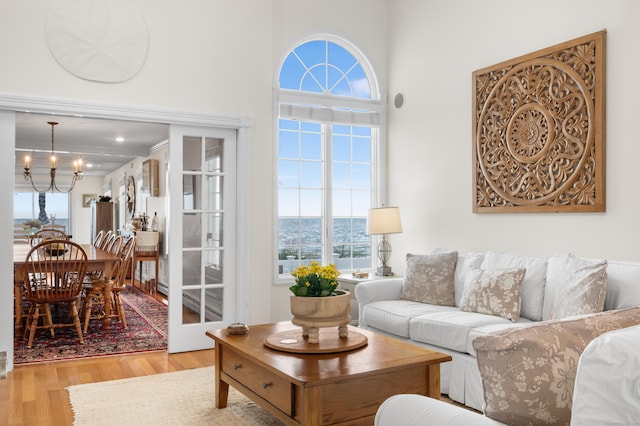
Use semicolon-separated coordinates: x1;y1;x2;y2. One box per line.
14;191;70;232
276;37;383;277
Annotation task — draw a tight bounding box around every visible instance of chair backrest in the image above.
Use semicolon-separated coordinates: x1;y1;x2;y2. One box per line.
113;237;136;290
23;239;88;303
107;235;124;255
30;229;68;247
135;231;159;250
100;232;115;250
42;223;66;233
93;230;105;247
14;224;31;244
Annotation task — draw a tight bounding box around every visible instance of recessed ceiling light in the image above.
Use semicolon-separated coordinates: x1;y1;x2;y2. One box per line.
115;137;125;142
86;163;94;168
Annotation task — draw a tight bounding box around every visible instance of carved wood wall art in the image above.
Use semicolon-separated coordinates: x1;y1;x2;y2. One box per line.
473;31;606;213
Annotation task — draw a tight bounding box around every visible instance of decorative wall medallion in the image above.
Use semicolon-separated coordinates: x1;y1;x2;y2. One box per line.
46;0;149;83
473;31;606;213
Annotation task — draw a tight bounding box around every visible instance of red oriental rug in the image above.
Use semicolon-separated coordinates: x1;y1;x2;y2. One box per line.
14;290;167;365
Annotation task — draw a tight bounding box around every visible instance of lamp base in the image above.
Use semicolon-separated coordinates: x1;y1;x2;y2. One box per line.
376;265;394;276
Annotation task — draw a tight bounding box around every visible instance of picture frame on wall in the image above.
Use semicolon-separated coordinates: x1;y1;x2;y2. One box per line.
472;30;606;213
82;193;98;208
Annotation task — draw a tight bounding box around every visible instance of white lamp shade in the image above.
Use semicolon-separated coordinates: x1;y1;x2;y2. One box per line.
366;207;403;235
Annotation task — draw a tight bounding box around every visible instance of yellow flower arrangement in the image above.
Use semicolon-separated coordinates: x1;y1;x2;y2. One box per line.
290;261;340;297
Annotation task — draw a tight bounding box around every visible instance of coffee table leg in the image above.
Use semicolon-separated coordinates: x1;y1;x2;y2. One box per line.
300;386;322;425
427;363;442;399
215;345;229;408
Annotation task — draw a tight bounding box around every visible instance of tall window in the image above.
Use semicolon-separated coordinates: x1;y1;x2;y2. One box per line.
276;38;384;277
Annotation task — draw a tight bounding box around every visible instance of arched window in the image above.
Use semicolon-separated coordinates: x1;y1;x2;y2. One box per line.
276;37;384;277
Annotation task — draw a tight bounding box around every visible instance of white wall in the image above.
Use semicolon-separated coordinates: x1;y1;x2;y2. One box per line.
0;0;391;359
386;0;640;273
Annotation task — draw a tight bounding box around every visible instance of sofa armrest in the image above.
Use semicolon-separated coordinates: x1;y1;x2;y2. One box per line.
355;278;403;323
375;394;505;426
570;324;640;425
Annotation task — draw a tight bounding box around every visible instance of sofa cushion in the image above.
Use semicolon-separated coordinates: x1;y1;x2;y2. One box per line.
362;300;457;338
432;248;485;307
543;253;607;320
459;268;526;322
409;310;515;353
400;252;458;306
472;306;640;426
481;251;547;321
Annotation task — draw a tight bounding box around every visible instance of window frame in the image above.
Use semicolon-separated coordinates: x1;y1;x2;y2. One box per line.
274;35;387;284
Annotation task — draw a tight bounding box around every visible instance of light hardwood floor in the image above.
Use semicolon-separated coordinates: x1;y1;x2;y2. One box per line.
0;349;214;426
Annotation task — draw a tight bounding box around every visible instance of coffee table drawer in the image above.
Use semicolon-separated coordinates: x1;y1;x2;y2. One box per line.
222;347;292;415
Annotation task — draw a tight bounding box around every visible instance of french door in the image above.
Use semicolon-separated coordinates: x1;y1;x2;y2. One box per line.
168;125;237;352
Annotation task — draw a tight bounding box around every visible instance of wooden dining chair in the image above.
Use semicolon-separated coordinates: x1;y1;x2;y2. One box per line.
100;231;115;250
111;237;136;328
82;236;134;331
30;229;68;247
93;230;105;247
22;239;88;348
42;223;67;234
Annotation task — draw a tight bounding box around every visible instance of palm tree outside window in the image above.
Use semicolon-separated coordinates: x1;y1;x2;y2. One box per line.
276;37;385;277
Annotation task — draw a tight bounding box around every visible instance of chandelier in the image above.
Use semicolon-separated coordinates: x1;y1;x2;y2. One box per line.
23;121;83;193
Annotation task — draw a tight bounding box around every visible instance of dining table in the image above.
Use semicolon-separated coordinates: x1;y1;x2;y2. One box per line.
13;243;121;335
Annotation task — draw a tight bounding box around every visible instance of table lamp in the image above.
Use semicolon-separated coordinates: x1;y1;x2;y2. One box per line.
366;206;403;276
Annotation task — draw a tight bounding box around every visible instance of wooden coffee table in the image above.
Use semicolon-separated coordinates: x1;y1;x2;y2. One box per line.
206;322;452;425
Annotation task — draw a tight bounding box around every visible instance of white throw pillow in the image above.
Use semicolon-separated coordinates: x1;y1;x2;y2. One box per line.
543;253;608;320
459;268;526;322
481;251;547;321
400;252;458;306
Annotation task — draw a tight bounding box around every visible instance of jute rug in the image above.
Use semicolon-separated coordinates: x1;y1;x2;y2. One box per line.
15;290;167;364
67;366;284;426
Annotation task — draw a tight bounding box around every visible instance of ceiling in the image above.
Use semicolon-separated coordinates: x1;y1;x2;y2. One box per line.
15;112;169;178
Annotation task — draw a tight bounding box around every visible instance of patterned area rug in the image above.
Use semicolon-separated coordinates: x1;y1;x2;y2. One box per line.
14;290;167;364
67;367;284;426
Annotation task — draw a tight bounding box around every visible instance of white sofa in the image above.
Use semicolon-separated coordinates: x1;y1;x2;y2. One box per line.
355;250;640;411
374;324;640;425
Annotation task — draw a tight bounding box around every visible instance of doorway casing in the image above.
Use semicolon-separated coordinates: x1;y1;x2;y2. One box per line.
0;92;252;373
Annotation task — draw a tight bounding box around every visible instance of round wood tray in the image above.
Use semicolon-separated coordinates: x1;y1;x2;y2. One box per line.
264;327;368;354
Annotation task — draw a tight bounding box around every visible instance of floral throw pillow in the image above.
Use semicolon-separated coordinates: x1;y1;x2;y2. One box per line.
473;306;640;426
459;268;526;322
400;252;458;306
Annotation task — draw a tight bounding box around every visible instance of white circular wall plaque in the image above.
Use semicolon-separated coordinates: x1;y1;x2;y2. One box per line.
46;0;149;83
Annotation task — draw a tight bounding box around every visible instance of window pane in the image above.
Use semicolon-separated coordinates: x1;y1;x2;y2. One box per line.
278;160;299;188
333;163;350;188
279;131;299;158
333;135;350;162
278;189;299;216
353;136;371;162
182;251;201;285
300;190;321;217
332;190;351;217
300;132;321;160
205;138;223;173
204;212;222;248
300;161;321;188
300;217;321;244
204;251;223;284
183;136;201;172
352;164;370;190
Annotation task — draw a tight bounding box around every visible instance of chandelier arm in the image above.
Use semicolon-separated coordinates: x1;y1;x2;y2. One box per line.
24;173;54;193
